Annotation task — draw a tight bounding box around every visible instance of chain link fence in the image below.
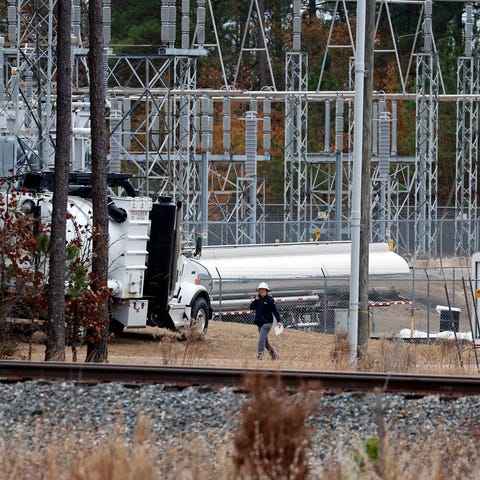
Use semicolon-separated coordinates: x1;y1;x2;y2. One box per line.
211;265;480;341
207;206;480;258
2;266;478;352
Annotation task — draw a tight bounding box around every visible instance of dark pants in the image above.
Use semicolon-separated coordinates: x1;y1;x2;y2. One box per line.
257;323;277;358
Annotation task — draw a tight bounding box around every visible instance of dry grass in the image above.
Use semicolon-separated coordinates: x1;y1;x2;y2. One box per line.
1;378;480;479
4;319;480;478
8;320;480;375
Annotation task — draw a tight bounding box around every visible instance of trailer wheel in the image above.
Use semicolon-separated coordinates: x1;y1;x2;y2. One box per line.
190;298;209;334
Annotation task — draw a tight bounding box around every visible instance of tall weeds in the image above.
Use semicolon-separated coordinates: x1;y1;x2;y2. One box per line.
233;374;320;479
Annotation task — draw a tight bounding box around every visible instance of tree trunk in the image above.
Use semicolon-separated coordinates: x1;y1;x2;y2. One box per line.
45;0;71;361
86;0;109;363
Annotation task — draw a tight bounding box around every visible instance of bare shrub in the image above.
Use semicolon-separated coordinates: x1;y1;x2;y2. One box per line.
0;186;49;359
2;408;480;479
158;336;178;365
329;331;351;369
155;328;205;366
233;374;319;480
180;326;205;364
181;323;205;343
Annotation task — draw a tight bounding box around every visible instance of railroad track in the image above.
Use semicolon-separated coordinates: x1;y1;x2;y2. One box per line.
0;360;480;396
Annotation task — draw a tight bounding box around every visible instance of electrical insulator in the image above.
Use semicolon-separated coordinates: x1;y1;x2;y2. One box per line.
122;98;131;150
201;96;212;152
109;107;122;174
196;0;205;46
223;97;231;154
181;0;189;49
335;98;344;153
245;111;257;176
324;100;330;152
391;101;397;156
0;38;6;103
103;1;111;46
193;100;200;151
8;1;16;42
378;111;391;178
263;99;271;157
293;0;301;51
161;0;176;47
372;101;378;156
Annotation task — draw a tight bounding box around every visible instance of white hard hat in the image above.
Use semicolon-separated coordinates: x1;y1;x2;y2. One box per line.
257;282;269;291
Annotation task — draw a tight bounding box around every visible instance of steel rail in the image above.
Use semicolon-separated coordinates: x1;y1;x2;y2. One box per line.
0;361;480;395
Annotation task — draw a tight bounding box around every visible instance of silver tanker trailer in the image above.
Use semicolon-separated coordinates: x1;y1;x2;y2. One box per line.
191;241;411;330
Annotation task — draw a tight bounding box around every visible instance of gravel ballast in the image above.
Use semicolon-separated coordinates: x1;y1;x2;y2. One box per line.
0;380;477;461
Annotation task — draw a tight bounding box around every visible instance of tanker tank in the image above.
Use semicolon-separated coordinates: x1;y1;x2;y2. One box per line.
194;241;411;302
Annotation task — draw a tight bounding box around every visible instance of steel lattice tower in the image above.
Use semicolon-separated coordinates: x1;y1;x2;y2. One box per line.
455;2;479;256
7;0;57;174
283;0;308;242
414;0;439;257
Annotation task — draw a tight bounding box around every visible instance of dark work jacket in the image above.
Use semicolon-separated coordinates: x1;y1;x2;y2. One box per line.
250;294;282;327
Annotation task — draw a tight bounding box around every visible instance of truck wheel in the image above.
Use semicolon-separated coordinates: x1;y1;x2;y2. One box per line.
109;318;125;336
190;298;209;334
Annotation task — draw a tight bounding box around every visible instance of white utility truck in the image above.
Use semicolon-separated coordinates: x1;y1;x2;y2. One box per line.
13;172;411;334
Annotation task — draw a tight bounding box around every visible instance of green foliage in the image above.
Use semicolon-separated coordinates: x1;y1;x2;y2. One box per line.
111;0;161;53
35;233;50;254
67;264;89;299
66;243;80;262
354;435;380;468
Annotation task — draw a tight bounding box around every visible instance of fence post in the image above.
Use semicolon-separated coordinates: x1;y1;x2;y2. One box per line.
425;269;430;338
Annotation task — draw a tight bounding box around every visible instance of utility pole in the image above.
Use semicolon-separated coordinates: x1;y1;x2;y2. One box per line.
348;0;366;364
358;0;376;354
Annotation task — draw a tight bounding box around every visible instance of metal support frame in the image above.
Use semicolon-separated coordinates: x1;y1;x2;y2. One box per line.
307;98;351;242
371;99;392;244
455;56;479;256
455;3;479;256
7;0;56;174
414;53;439;257
233;0;276;90
171;56;201;244
284;51;308;242
413;0;439;257
4;0;480;257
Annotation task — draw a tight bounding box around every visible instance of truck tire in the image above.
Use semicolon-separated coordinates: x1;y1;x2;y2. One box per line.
191;298;209;334
109;318;125;336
